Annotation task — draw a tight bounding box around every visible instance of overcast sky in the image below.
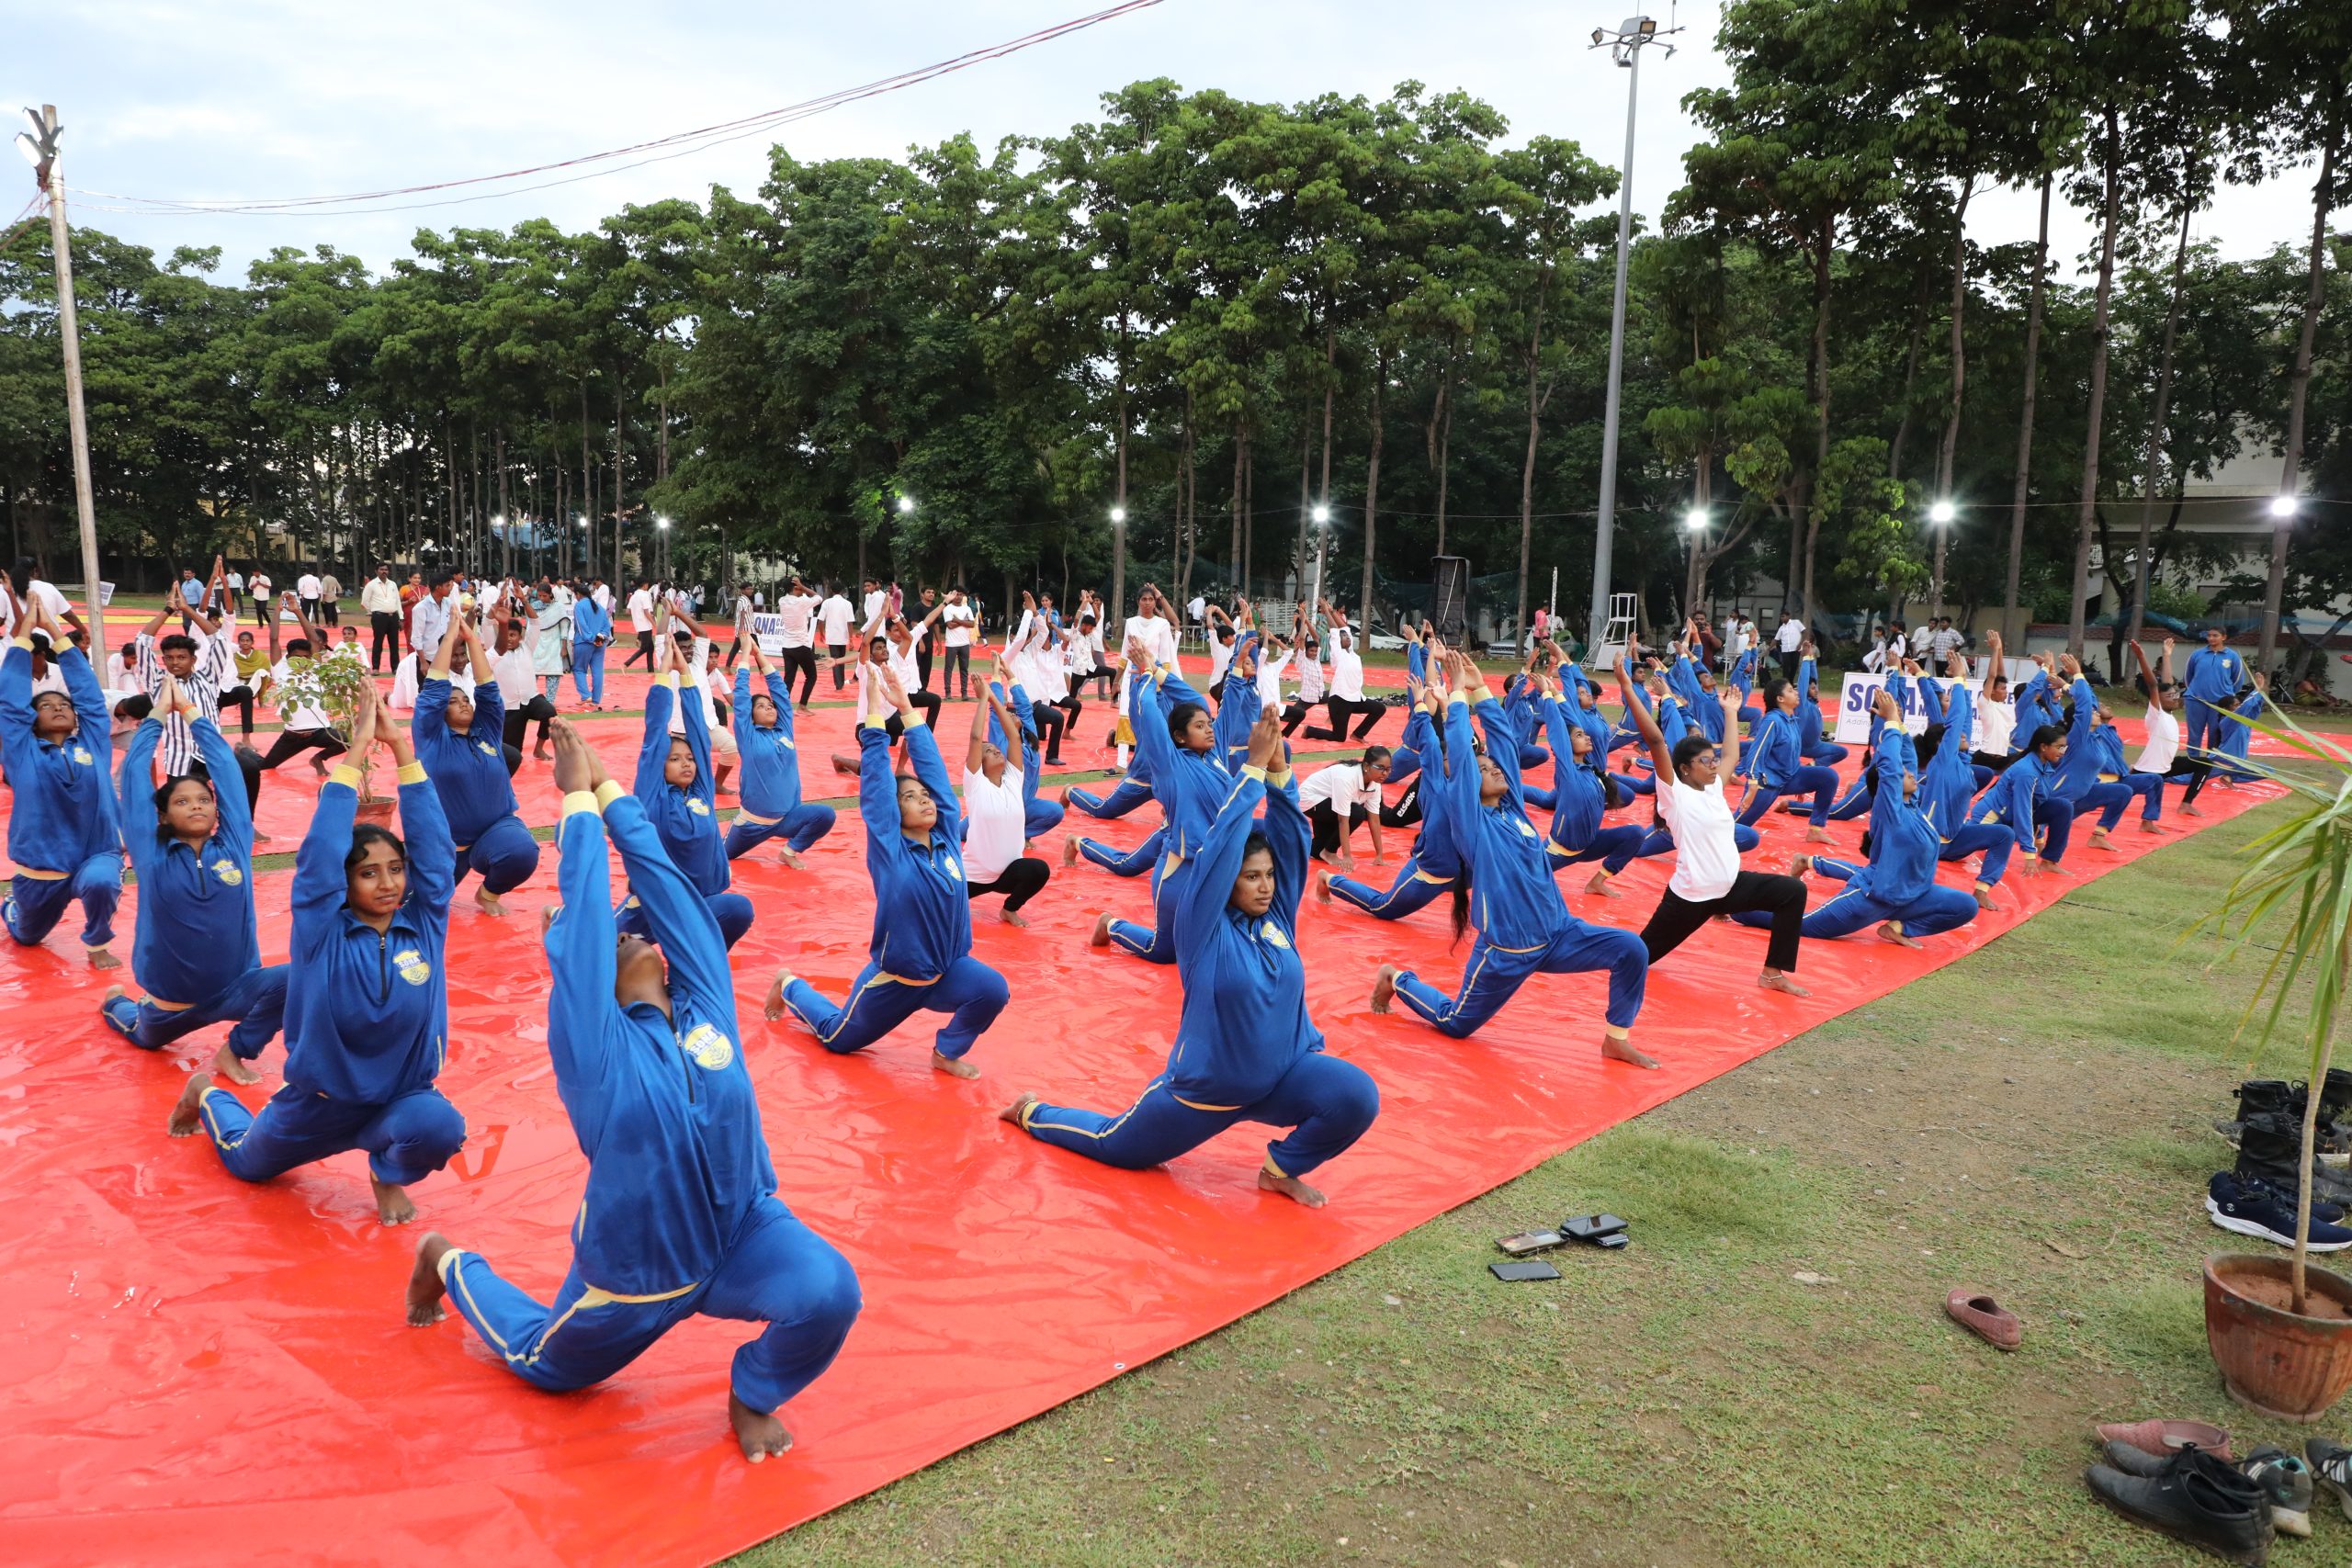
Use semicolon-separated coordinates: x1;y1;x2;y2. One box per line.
6;0;2322;287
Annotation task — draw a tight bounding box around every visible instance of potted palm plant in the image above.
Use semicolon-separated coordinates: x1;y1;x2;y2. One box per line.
269;648;395;824
2195;705;2352;1420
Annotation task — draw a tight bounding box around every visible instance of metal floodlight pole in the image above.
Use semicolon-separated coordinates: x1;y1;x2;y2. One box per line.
1587;20;1677;661
23;107;104;646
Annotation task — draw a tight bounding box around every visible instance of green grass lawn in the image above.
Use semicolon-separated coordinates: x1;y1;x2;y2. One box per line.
730;796;2348;1568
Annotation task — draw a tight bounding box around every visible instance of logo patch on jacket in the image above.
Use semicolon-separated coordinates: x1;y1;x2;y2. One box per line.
475;740;497;759
213;863;243;887
687;797;710;817
680;1021;735;1071
1261;922;1291;949
394;947;433;986
71;746;92;765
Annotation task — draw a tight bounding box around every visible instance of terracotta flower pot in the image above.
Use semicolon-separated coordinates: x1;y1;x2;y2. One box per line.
2203;1251;2352;1422
355;795;397;827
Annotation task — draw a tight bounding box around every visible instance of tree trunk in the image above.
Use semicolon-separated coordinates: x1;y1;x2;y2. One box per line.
1241;432;1254;591
2066;109;2124;659
1682;450;1716;615
1361;348;1385;622
1930;172;1975;615
2005;171;2053;640
1295;424;1312;598
578;382;594;585
2127;193;2195;648
2260;127;2336;675
1516;317;1544;645
1429;354;1455;557
1112;312;1130;616
1885;270;1931;480
1228;419;1246;588
612;382;626;587
496;427;512;579
1797;215;1836;623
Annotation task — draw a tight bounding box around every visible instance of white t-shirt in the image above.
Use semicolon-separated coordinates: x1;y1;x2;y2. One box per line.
941;602;976;648
1775;617;1805;652
1122;613;1179;671
2137;703;2180;774
1208;631;1236;687
863;589;888;633
270;658;332;731
297;573;321;602
885;637;921;696
819;595;853;643
777;592;820;648
628;588;655;633
593;583;613;612
28;579;71;623
1299;760;1382;816
226;571;244;592
1975;697;2016;759
1327;630;1365;702
1657;775;1742;901
493;645;538;706
1256;649;1294;709
961;766;1028;883
665;639;724;734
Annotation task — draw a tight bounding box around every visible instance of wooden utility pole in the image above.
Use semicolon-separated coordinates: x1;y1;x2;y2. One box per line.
26;107;105;644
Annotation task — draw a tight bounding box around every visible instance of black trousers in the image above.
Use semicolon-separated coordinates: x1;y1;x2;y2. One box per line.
1029;702;1068;761
881;691;945;738
1382;779;1422;829
967;856;1050;913
1308;694;1384;742
1307;799;1366;857
258;727;348;772
916;641;933;693
625;629;655;668
1639;870;1806;975
828;643;848;688
1281;698;1315;737
779;645;819;705
300;597;320;623
503;694;558;753
1778;648;1801;680
941;644;971;696
320;600;340;626
220;683;256;736
370;611;401;671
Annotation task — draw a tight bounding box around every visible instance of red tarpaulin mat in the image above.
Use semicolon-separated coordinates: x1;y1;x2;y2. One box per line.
0;691;2283;1568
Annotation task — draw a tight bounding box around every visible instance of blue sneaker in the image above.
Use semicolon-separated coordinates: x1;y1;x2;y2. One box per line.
2208;1172;2352;1251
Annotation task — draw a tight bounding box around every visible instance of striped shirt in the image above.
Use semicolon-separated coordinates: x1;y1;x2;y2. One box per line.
135;615;238;776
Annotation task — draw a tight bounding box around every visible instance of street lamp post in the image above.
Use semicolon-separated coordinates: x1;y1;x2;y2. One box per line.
16;106;104;644
1308;502;1332;615
1109;504;1128;617
656;513;671;581
2258;493;2298;673
1928;499;1957;616
1585;17;1679;662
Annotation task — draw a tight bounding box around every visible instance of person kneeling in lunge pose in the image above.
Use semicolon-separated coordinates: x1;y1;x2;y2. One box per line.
406;719;860;1462
763;661;1008;1077
1370;651;1655;1067
1003;711;1378;1206
4;596;124;970
413;616;540;916
170;676;465;1225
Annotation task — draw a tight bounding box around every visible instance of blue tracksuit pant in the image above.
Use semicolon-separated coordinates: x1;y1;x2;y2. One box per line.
1329;856;1453;919
617;889;754;951
2067;781;2134;833
1080;828;1164;877
104;964;289;1060
1939;824;2018;886
1736;859;1976;941
6;853;122;951
1023;795;1066;838
1547;824;1655;877
778;956;1008;1059
1106;856;1187;964
1393;923;1648;1036
1737;764;1841;827
454;815;541;897
1066;777;1154;819
437;1195;861;1415
571;642;605;705
1021;1055;1379;1179
197;1078;465;1186
725;803;838;860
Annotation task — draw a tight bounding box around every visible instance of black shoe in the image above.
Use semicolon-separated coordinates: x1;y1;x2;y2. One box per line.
2085;1448;2270;1565
2235;1111;2352;1208
2215;1078;2295;1145
2238;1446;2315;1538
2208;1171;2352;1250
2305;1437;2352;1524
2318;1068;2352;1156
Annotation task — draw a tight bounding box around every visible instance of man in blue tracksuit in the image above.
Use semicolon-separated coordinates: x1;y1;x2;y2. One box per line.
570;589;612;709
3;613;124;968
1915;677;2015;908
1374;654;1653;1066
725;642;836;868
1007;715;1378;1208
170;680;464;1225
1752;690;1976;945
765;662;1008;1076
620;650;753;950
102;689;288;1079
406;721;860;1463
2182;626;2248;757
413;617;539;915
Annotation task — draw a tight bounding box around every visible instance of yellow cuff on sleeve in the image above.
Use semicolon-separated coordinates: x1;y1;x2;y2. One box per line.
662;671;680;690
860;716;888;731
11;636;32;651
328;765;366;790
1241;764;1269;782
397;761;428;785
594;779;628;811
560;789;600;820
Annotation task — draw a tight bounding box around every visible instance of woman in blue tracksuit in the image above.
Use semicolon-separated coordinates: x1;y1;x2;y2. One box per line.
168;677;465;1226
1372;650;1654;1068
1326;682;1463;921
619;643;753;951
1914;678;2016;908
3;609;123;968
725;640;836;868
1006;713;1379;1208
1792;648;1848;768
407;719;860;1464
765;662;1008;1077
1088;647;1241;964
102;679;288;1083
570;589;612;709
1735;678;1839;832
413;617;539;916
1966;721;2074;873
1753;689;1976;946
2042;657;2134;850
1539;689;1665;895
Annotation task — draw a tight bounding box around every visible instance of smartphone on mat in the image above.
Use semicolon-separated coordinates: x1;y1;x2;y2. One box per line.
1498;1230;1564;1256
1563;1213;1627;1242
1489;1259;1562;1282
